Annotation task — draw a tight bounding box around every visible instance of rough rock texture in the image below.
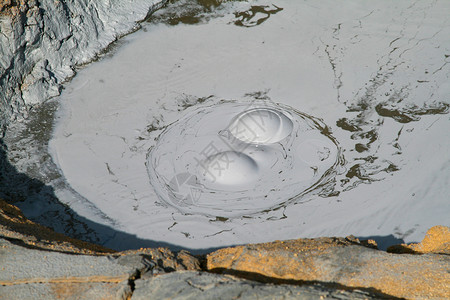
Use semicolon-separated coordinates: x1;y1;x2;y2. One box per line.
0;237;200;299
0;0;167;131
387;225;450;255
207;235;450;299
1;202;449;300
0;236;390;300
131;271;386;300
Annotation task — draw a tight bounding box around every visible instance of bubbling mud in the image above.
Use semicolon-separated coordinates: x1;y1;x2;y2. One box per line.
228;108;294;144
147;100;341;217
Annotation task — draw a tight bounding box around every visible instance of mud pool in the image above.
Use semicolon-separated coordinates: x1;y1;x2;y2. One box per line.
3;0;449;251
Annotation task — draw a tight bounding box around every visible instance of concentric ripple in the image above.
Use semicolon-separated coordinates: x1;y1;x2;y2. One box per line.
147;100;341;217
147;101;340;217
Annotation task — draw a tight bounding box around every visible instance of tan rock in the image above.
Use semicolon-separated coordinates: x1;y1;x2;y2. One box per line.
0;0;30;18
207;236;450;299
117;248;201;272
388;225;450;255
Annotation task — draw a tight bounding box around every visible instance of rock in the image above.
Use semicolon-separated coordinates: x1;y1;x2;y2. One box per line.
0;238;134;299
0;0;168;132
207;236;450;299
0;237;201;299
0;281;132;300
1;200;449;300
0;201;201;299
387;225;450;255
131;271;386;300
115;248;201;275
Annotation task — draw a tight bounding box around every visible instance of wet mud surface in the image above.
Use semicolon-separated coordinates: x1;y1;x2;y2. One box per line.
2;0;449;251
148;100;342;217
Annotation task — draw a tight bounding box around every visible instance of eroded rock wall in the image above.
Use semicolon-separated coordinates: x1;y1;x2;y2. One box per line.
0;0;166;131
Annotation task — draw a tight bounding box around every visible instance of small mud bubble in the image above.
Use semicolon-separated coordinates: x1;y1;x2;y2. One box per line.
228;108;294;144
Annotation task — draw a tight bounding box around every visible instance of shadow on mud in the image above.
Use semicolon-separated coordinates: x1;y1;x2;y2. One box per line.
356;234;406;251
0;138;223;254
0;136;416;255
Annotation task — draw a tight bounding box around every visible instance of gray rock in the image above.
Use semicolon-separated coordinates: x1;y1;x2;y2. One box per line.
131;271;384;300
0;238;134;282
0;237;198;299
0;0;168;132
0;281;131;300
0;236;387;299
0;238;134;299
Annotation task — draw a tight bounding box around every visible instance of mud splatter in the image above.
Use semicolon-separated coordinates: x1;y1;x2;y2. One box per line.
148;0;244;26
375;102;449;123
233;5;283;27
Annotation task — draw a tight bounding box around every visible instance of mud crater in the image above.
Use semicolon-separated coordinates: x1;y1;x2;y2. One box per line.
148;100;341;217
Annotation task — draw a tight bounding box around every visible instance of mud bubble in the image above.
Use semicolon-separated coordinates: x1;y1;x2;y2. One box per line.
147;100;341;217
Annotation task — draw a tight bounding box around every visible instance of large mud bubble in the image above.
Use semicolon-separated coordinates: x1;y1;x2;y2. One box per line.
147;100;343;217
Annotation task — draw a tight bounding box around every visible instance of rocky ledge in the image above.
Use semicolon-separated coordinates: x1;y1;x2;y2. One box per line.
1;199;449;299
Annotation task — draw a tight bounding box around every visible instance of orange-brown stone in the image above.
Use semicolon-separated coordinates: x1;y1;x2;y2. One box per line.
0;0;30;18
207;235;450;299
388;225;450;255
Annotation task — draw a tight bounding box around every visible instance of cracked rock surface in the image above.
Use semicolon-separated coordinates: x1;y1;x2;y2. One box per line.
207;232;450;299
0;237;387;300
1;201;449;300
131;271;385;300
0;237;200;299
0;238;136;299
